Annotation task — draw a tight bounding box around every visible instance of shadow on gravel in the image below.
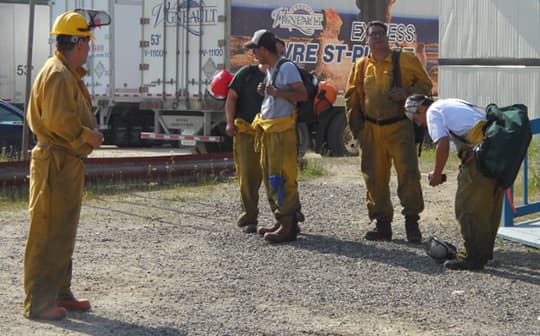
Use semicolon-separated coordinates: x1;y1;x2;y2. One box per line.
86;203;211;224
484;251;540;285
89;196;229;224
294;233;442;275
36;312;186;336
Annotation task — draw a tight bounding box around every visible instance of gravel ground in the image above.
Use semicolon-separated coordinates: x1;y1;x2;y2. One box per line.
0;155;539;336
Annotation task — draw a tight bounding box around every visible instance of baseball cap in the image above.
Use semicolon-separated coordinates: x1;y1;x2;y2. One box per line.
245;29;277;49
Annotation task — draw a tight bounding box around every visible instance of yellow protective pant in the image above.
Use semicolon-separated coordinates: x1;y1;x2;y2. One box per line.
455;158;504;265
260;127;299;220
24;146;84;317
233;130;262;226
359;119;423;222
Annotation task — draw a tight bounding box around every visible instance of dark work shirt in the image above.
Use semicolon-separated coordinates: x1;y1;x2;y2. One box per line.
228;64;265;123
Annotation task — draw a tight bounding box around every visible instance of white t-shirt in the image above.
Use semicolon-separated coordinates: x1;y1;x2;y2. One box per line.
261;59;302;119
427;99;486;144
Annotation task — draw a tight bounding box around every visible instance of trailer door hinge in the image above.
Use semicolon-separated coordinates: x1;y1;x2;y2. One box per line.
218;39;226;47
140;17;150;25
139;86;149;93
139;63;149;71
218;15;226;22
140;40;150;48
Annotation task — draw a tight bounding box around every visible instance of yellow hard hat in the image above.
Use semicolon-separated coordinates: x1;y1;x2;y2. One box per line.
50;11;95;40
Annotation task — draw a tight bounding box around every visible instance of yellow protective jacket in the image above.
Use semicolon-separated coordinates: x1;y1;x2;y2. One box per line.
27;50;97;157
346;50;432;121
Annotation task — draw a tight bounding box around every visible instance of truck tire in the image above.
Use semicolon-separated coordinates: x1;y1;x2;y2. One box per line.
111;118;129;147
342;126;360;156
327;113;358;156
128;125;144;147
196;122;233;153
297;122;310;158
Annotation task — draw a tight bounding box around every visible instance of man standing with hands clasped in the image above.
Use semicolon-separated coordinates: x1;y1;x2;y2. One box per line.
345;20;432;244
23;10;109;320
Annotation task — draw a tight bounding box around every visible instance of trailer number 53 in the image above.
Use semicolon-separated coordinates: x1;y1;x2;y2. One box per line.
151;34;161;46
16;65;33;76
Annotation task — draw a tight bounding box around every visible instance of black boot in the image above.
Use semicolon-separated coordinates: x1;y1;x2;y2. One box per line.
365;220;392;241
405;215;422;244
293;211;302;235
444;259;485;271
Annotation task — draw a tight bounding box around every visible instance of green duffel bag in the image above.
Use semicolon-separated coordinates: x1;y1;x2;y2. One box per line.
474;103;532;189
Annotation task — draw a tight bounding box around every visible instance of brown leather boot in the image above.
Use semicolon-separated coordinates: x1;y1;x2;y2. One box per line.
257;223;281;236
31;306;67;320
264;216;297;243
57;292;91;312
405;215;422;244
365;220;392;241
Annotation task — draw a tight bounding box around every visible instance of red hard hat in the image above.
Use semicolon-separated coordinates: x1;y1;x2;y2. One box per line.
209;70;233;100
314;81;337;114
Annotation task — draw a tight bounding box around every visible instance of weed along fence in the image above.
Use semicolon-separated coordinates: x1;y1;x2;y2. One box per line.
498;118;540;248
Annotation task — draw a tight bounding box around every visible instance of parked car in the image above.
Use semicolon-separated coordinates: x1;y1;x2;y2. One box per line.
0;100;33;158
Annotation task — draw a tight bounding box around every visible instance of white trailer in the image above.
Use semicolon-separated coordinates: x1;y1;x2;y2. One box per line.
23;0;439;154
0;1;50;106
438;0;540;119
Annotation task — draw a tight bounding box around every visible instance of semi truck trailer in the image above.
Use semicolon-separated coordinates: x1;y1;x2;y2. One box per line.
4;0;439;155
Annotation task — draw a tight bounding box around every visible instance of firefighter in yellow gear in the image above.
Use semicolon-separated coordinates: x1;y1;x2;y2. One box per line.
23;11;107;320
245;29;307;243
225;64;266;233
231;119;262;232
407;95;503;270
345;20;432;243
252;113;299;218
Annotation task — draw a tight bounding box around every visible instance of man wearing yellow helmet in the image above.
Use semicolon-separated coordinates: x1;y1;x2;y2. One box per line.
23;10;105;320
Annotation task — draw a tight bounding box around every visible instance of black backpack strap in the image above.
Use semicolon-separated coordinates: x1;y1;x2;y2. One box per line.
449;129;470;144
391;48;402;89
391;48;426;157
271;58;293;86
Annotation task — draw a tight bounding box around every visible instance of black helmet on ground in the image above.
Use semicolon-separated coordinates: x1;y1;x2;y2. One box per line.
425;236;457;264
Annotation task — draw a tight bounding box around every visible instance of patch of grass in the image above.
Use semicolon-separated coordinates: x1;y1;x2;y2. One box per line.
526;138;540;196
165;194;201;202
417;145;461;175
0;147;24;162
298;157;326;179
509;137;540;204
83;173;229;199
162;180;226;202
0;169;232;206
0;185;28;209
